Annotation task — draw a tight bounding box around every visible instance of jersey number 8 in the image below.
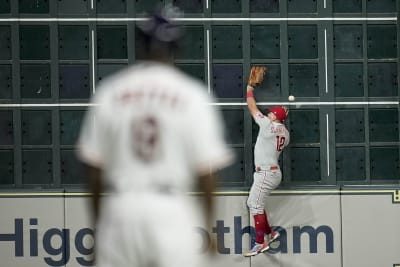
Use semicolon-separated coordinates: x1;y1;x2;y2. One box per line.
132;116;160;162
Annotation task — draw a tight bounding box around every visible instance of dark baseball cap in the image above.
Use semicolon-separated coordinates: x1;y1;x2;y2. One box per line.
136;4;183;43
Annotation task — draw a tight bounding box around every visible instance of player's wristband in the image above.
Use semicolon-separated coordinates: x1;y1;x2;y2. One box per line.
246;91;254;98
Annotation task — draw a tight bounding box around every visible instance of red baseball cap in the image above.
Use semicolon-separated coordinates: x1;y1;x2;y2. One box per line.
267;106;288;122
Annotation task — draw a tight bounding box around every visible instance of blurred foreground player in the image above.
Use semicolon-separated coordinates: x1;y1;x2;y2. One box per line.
243;67;290;257
77;6;233;267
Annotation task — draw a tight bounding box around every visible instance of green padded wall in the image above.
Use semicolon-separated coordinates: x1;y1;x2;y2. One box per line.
0;0;398;189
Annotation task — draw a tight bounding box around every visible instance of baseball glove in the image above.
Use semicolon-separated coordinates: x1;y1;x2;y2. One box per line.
248;66;266;87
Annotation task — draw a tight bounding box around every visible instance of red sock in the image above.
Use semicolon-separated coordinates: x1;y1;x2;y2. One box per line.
263;210;272;234
253;214;266;243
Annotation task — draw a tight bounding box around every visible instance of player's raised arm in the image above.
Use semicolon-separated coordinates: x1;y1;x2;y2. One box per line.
246;85;259;117
246;66;266;119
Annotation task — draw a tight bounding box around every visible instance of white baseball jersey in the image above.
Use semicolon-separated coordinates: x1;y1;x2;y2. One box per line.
78;62;232;194
253;111;290;168
77;62;233;267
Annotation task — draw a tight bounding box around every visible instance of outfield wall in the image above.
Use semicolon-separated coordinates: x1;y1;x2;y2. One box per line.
0;189;399;267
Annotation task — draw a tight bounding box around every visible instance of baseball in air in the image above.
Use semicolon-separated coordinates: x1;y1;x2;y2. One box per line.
288;95;295;101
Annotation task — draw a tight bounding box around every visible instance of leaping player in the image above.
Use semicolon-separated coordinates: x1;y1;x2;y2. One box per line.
243;66;290;257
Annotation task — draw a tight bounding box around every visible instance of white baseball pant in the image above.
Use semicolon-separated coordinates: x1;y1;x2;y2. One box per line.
95;193;202;267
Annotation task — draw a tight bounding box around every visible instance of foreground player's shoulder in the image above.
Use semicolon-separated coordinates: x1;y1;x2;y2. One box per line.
169;66;210;103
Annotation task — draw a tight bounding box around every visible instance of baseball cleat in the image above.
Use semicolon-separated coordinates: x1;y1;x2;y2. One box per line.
243;241;270;257
269;230;280;243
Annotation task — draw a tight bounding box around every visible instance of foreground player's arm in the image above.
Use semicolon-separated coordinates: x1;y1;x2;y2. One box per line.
86;165;104;223
189;89;233;254
197;173;215;228
77;90;111;224
246;85;261;119
197;172;217;254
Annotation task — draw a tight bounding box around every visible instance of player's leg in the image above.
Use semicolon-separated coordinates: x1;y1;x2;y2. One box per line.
149;196;202;267
263;170;282;243
262;208;281;244
244;171;271;256
262;209;271;234
94;200;144;267
246;170;270;216
244;169;282;256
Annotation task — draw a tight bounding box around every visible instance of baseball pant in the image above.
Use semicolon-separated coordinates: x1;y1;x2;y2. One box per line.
247;167;281;243
95;193;202;267
247;167;282;215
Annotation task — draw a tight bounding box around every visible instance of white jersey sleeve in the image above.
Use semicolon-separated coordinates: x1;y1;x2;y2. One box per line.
185;93;234;174
77;90;111;167
253;111;272;128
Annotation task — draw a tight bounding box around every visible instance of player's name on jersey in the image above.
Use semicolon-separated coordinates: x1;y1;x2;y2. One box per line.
117;88;183;109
